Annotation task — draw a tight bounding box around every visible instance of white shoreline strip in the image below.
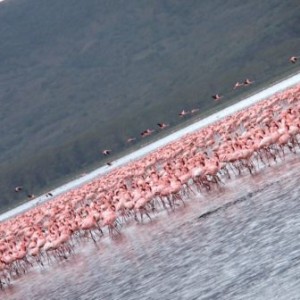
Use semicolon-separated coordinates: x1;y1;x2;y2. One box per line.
1;71;300;222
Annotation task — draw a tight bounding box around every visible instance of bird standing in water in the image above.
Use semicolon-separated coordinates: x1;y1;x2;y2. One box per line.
15;186;23;192
157;123;169;129
102;150;111;156
212;94;222;101
290;56;299;63
178;110;189;117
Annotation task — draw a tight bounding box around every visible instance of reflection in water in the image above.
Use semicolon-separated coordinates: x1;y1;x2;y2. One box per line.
3;155;300;300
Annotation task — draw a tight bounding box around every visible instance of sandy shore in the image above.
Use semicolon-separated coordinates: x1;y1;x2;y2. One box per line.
1;70;300;222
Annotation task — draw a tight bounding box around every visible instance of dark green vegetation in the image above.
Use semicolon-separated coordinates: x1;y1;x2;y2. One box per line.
0;0;300;211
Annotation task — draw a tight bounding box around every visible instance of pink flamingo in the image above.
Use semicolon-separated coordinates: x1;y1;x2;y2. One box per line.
141;129;154;137
127;137;136;143
102;149;111;156
233;82;244;89
212;94;222;101
289;56;299;63
244;78;254;85
178;110;189;117
14;186;23;193
157;123;169;129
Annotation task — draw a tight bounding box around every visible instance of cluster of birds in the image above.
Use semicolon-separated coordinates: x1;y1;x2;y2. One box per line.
212;78;255;101
14;186;35;199
14;186;53;200
100;77;256;162
13;55;299;198
2;75;299;291
102;54;298;158
99;56;298;162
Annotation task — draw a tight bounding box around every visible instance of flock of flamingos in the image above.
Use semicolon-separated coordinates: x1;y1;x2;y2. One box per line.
1;71;300;289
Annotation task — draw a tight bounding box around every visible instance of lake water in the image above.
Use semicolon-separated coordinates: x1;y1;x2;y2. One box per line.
3;152;300;300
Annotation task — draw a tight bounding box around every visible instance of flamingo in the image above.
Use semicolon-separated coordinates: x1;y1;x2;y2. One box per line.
244;78;254;85
141;129;154;137
178;110;189;117
157;123;169;129
0;80;300;290
233;82;244;89
212;94;222;101
15;186;23;192
102;150;111;156
289;56;299;63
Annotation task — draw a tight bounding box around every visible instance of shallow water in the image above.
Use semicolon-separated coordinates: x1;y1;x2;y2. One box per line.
3;154;300;300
